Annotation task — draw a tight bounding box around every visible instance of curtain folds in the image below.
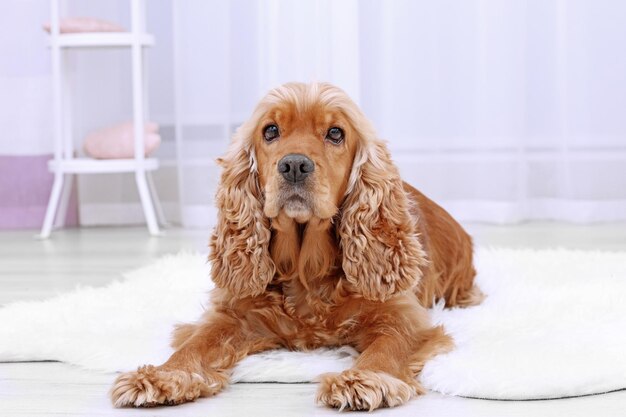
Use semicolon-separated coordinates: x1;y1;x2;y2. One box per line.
5;1;624;227
243;0;626;223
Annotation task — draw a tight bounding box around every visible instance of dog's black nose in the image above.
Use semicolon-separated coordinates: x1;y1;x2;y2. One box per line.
278;153;315;183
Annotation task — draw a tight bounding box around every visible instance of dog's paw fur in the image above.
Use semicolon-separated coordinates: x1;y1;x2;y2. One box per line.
315;369;422;411
110;365;226;407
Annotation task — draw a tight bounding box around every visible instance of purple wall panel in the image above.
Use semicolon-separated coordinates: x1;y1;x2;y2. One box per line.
0;155;78;229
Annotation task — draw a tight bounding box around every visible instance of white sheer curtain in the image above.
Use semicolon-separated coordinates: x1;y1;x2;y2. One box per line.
16;1;622;226
173;0;626;225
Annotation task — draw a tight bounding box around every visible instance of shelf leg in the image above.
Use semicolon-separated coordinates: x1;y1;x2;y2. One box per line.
146;172;168;227
54;173;74;229
38;172;65;239
135;170;160;236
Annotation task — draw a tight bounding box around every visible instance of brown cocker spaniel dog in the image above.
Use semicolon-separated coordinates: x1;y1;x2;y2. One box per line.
111;82;483;411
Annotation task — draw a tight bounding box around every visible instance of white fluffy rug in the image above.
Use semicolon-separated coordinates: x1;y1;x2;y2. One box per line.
1;248;626;400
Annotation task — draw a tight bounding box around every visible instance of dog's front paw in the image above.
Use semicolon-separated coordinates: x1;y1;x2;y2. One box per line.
316;369;421;411
110;365;226;407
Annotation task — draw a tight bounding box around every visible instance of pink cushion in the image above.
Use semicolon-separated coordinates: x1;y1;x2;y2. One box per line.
83;122;161;159
43;18;124;34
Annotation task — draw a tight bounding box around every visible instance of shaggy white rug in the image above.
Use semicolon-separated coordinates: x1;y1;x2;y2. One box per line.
1;248;626;400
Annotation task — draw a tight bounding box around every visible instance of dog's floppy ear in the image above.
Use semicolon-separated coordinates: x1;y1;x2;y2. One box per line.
339;138;427;302
209;127;275;298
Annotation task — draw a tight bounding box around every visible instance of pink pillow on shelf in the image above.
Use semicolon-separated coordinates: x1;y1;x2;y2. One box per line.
83;122;161;160
43;17;125;34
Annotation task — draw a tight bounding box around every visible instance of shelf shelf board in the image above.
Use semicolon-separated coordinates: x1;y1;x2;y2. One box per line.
48;32;154;48
49;158;159;174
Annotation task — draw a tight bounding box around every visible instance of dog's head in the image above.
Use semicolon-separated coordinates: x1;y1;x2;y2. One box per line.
210;83;426;301
254;84;357;223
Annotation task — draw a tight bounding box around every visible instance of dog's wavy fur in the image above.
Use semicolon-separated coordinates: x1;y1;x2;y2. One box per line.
110;82;482;411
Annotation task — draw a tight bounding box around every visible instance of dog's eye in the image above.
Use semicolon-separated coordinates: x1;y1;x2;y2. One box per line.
263;124;280;142
326;127;344;145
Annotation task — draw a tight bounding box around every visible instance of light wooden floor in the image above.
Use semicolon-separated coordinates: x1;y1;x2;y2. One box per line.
1;222;625;416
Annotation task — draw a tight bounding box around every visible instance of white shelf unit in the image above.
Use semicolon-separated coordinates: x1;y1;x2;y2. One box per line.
40;0;165;238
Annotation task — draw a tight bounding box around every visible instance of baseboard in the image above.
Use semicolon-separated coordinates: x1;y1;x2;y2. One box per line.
442;199;626;224
79;198;626;228
79;202;218;228
79;202;180;226
179;205;218;228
